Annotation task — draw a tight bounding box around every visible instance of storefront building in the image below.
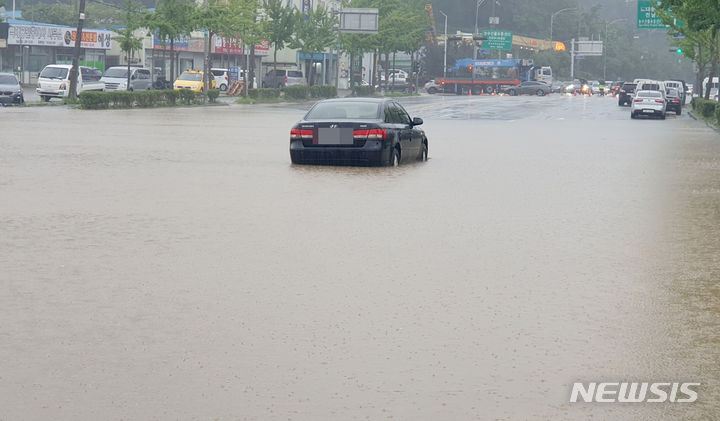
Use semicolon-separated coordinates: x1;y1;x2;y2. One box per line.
0;20;112;85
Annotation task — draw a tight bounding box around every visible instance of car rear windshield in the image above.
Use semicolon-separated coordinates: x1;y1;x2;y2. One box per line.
306;101;380;120
637;91;662;98
288;71;303;78
0;74;18;84
622;83;636;90
103;68;128;78
640;83;660;90
40;67;69;79
179;72;202;81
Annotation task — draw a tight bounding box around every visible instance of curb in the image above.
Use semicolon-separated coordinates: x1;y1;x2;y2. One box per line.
689;110;720;134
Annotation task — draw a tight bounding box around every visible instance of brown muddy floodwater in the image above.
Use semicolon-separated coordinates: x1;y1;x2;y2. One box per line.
1;95;719;420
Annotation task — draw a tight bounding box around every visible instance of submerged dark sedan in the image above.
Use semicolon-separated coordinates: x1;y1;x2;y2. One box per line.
289;98;428;166
0;73;24;105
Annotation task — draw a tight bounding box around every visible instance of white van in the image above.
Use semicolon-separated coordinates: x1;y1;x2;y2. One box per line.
101;66;152;91
634;79;666;99
36;64;105;101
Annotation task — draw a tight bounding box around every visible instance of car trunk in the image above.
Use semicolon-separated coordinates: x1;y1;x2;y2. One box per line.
292;121;385;148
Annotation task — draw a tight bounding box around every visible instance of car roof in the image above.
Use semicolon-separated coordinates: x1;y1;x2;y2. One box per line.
315;97;393;104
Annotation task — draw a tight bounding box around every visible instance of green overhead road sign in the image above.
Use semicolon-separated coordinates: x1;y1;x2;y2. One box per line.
482;30;513;50
637;1;666;29
637;0;684;29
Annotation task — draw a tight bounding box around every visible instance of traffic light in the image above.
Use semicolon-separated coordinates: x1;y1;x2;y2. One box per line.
676;48;683;54
668;48;683;54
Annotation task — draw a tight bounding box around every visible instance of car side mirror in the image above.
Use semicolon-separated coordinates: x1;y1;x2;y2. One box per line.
412;117;423;126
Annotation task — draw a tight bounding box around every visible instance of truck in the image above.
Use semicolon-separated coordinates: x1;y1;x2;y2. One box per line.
36;64;105;102
437;58;552;95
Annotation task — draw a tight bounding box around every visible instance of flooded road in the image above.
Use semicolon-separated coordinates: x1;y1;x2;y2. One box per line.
1;95;719;420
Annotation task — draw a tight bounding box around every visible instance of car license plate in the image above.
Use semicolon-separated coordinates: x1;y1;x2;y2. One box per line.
643;109;655;113
317;128;353;145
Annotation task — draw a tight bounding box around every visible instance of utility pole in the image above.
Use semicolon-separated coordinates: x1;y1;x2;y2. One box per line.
474;0;487;60
439;10;447;81
68;0;86;100
603;18;626;82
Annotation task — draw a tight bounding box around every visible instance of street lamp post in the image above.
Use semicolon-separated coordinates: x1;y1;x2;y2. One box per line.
550;7;577;41
439;10;447;81
603;18;627;81
474;0;488;59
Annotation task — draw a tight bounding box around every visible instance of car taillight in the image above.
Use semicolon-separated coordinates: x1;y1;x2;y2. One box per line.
672;99;680;102
655;99;665;104
353;128;387;140
634;99;643;102
285;76;288;84
290;129;312;140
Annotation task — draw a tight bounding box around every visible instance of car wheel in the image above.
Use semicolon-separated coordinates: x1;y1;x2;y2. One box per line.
389;147;400;167
677;109;682;116
428;87;437;94
536;89;545;96
660;113;666;120
42;95;50;102
220;84;227;91
508;89;516;96
631;112;636;119
418;141;428;161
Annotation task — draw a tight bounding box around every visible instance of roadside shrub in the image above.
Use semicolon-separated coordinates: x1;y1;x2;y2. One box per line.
716;106;720;124
207;89;220;103
248;88;281;100
309;85;337;99
108;91;134;108
283;85;310;100
134;91;156;108
694;98;717;118
163;90;179;106
78;91;109;109
175;89;196;105
352;85;375;97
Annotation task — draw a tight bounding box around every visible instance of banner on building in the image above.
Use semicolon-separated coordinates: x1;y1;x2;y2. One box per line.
8;23;112;49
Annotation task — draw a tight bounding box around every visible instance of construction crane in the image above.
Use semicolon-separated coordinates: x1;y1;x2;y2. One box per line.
425;4;438;45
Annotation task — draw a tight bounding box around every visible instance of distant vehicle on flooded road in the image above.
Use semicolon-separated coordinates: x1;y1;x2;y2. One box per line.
289;98;428;166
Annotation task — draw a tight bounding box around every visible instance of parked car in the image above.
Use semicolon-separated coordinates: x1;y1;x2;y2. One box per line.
380;69;408;82
550;80;567;93
618;82;637;106
36;64;104;101
210;68;230;91
424;79;441;94
262;69;306;88
590;81;601;94
503;81;549;96
631;90;666;119
665;87;682;115
101;66;152;91
173;70;215;92
0;73;24;105
289;98;428;166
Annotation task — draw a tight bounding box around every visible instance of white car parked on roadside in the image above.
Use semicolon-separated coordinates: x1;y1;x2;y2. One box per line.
36;64;104;101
